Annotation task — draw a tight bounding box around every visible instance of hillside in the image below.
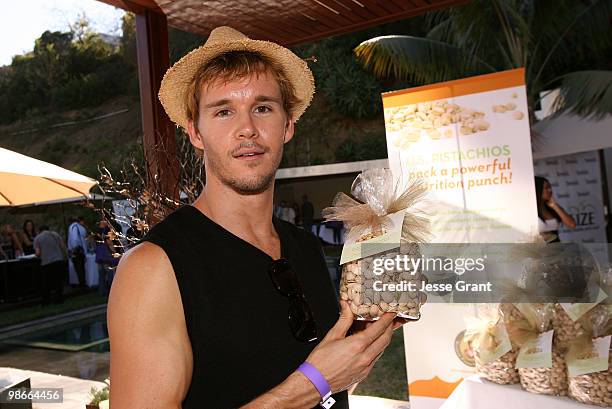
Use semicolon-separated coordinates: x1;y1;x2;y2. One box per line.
0;95;141;179
0;90;388;182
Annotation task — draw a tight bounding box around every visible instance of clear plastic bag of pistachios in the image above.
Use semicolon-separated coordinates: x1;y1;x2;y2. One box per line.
568;346;612;407
323;169;430;321
566;299;612;407
466;304;520;385
512;303;569;396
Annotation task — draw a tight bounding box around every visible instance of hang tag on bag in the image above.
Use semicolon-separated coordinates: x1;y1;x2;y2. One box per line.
516;329;554;368
567;335;611;377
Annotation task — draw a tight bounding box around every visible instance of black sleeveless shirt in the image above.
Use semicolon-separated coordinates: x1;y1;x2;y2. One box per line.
141;205;349;409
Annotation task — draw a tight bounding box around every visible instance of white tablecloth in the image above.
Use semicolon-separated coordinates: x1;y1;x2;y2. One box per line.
439;375;599;409
0;367;106;409
68;253;98;287
313;224;345;245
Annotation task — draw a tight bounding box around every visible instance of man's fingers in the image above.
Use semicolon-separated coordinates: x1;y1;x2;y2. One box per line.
362;324;394;365
354;312;395;345
392;318;407;331
328;300;354;339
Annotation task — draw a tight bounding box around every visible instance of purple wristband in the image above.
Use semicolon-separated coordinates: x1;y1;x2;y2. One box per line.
297;362;331;399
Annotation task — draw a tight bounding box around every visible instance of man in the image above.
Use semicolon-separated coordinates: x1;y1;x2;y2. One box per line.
34;225;68;304
67;216;88;288
109;27;404;409
282;201;297;224
301;195;315;234
95;220;117;297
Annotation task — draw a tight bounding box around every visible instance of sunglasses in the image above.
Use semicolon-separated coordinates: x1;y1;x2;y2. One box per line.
268;258;318;343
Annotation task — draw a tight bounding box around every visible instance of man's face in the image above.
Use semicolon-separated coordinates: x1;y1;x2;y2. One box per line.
187;69;294;195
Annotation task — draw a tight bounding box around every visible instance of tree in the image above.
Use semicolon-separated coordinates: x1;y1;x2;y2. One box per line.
354;0;612;121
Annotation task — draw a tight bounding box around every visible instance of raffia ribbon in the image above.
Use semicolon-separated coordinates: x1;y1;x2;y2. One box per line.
507;304;554;348
322;172;429;243
464;306;505;362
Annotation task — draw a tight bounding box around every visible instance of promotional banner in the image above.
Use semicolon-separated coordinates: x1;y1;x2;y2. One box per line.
533;150;609;263
382;69;539;407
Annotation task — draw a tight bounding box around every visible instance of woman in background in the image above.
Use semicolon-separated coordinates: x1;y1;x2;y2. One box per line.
0;224;23;259
535;176;576;242
19;220;37;255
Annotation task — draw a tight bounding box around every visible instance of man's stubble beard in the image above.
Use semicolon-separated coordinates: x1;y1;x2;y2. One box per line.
205;142;283;195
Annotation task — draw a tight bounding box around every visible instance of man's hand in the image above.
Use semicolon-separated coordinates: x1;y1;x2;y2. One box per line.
303;301;396;393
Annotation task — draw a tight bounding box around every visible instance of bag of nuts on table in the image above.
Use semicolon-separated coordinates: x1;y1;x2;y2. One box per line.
553;265;611;348
322;169;430;321
566;335;612;407
465;304;519;385
511;303;569;396
554;300;610;348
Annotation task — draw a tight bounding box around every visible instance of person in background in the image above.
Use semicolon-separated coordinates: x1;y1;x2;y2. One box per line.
281;201;296;224
95;220;118;297
292;202;300;226
125;220;144;247
0;224;23;259
67;216;89;288
34;225;68;305
273;201;283;219
535;176;576;243
301;195;314;235
19;219;37;255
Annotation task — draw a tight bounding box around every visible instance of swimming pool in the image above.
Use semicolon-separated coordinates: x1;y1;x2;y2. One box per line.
0;314;110;381
3;314;109;352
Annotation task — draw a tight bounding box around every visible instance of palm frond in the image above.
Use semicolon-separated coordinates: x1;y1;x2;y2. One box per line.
551;71;612;120
531;0;612;88
426;0;514;70
353;35;494;85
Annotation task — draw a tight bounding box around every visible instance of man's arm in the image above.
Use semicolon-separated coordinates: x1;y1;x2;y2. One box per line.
108;242;193;409
242;302;396;409
34;238;41;258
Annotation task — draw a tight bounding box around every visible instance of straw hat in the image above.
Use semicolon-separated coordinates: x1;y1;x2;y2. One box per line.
158;26;315;130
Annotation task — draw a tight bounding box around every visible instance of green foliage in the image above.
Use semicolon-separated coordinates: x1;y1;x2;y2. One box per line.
335;132;387;162
169;27;205;63
354;0;612;119
88;385;109;405
0;15;136;124
552;71;612;120
297;37;383;119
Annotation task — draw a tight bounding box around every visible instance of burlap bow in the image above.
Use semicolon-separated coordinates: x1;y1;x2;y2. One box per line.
507;303;554;348
322;169;429;243
464;305;505;362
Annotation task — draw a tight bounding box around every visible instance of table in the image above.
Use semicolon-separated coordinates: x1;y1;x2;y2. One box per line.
0;367;106;409
68;253;98;287
0;257;41;302
439;375;601;409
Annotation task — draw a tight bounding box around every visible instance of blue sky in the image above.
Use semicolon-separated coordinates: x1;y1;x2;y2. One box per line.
1;0;124;66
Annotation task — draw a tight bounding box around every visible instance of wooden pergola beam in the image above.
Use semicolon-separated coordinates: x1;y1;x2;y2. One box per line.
135;9;179;216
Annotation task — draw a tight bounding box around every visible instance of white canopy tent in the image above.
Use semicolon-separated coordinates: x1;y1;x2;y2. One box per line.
532;89;612;159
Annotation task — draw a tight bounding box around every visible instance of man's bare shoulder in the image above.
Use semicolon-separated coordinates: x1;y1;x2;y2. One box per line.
118;241;170;270
109;241;180;322
108;243;193;408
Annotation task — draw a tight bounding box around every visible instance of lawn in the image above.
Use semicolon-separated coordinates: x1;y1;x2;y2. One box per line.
353;329;408;401
0;293;107;328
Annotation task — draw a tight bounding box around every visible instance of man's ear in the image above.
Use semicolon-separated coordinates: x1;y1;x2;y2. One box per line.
186;120;205;151
283;117;296;144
